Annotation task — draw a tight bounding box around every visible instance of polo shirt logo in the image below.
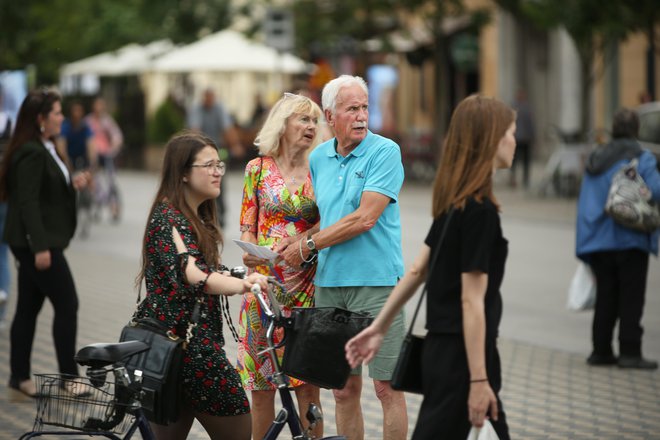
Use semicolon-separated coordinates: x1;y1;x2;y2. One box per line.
355;171;365;179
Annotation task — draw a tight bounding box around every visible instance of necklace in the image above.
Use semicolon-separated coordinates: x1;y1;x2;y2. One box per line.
275;157;305;187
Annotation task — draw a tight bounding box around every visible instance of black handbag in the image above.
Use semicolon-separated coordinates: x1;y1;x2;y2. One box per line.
391;208;454;394
119;317;185;425
120;285;203;425
282;307;373;389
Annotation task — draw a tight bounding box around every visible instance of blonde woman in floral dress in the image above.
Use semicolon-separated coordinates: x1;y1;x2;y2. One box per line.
237;93;325;439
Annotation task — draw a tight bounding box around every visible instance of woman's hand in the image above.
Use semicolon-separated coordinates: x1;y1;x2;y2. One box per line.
243;272;269;293
467;381;498;428
35;250;51;271
345;325;385;369
242;251;270;268
72;171;92;191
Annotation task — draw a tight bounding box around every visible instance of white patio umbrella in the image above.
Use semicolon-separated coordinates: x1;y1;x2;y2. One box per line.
151;30;311;74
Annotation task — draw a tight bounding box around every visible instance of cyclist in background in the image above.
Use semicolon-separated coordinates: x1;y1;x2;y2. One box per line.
59;100;97;238
85;96;122;223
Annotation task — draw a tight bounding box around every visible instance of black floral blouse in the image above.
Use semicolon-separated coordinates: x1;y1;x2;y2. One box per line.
135;201;249;416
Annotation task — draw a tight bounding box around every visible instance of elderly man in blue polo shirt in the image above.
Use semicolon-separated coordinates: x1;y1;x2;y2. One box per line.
279;75;407;440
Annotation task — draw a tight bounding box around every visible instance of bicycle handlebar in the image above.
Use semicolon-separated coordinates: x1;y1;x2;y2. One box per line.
250;280;283;321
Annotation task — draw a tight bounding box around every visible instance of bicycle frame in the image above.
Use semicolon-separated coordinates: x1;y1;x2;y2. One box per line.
251;282;307;439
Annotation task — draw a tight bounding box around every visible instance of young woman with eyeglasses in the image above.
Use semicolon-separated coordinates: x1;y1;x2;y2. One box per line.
134;130;268;439
0;88;91;398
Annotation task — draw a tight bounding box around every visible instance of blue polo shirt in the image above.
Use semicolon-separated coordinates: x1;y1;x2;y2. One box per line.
310;130;404;287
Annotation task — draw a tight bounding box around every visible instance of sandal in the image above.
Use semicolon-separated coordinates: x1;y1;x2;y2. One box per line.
8;377;40;398
63;381;93;398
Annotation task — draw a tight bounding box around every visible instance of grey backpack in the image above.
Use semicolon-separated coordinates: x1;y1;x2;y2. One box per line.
605;158;660;232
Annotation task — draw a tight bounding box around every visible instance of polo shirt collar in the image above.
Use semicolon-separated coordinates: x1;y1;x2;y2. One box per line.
325;130;374;158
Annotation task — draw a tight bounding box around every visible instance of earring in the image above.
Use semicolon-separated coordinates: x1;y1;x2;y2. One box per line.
183;177;188;183
40;125;45;133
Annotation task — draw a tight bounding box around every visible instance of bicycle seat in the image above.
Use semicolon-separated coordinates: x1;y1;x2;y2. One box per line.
75;341;149;368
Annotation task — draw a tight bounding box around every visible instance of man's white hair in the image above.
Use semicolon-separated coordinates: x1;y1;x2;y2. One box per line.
321;75;368;115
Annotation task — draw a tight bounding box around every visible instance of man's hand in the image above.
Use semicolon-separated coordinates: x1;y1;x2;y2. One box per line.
279;238;306;268
273;235;298;254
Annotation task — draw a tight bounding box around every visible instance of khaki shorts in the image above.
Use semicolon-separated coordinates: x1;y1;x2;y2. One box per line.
315;285;406;381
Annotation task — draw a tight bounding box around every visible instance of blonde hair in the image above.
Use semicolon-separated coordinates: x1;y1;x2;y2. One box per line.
253;93;323;157
432;95;515;217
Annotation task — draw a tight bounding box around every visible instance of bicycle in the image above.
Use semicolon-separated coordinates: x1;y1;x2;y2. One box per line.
244;273;345;440
19;340;156;439
93;155;122;224
19;270;345;440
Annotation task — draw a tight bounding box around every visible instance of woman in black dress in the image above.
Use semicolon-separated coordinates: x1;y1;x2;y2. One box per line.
346;95;516;439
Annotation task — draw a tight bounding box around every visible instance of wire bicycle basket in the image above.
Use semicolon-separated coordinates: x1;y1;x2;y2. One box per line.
32;373;134;434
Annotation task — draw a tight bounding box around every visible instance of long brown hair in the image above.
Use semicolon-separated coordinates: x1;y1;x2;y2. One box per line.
136;130;223;288
0;88;61;201
432;95;515;218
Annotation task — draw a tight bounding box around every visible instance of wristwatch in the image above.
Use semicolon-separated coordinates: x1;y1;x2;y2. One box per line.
306;234;317;254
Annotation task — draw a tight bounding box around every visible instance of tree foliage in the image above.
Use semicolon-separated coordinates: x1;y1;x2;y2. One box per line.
285;0;487;141
0;0;234;84
494;0;647;139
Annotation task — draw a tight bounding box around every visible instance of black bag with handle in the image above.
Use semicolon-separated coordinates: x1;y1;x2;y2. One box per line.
119;317;185;425
282;307;373;389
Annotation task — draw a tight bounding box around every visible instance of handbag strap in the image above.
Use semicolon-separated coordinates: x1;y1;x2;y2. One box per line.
406;207;454;336
255;156;263;219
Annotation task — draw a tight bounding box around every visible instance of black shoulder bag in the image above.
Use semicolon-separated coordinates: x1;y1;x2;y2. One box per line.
391;208;454;394
119;258;207;425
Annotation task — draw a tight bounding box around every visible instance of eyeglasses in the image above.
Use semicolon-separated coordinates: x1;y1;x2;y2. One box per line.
190;161;226;176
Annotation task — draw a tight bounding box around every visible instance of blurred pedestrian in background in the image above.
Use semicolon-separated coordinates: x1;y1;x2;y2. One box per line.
59;100;97;238
280;75;407;440
510;88;534;189
576;108;660;370
346;94;516;439
133;130;267;439
188;88;243;228
0;86;13;328
60;101;96;171
0;88;91;398
237;93;323;440
86;96;122;223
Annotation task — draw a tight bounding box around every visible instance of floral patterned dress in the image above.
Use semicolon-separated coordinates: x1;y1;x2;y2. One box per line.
135;201;250;416
237;156;319;390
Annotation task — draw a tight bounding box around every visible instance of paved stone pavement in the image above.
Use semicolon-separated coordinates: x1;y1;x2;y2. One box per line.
1;167;658;439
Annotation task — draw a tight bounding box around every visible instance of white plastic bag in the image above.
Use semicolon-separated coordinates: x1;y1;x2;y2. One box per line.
566;262;596;311
467;420;499;440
